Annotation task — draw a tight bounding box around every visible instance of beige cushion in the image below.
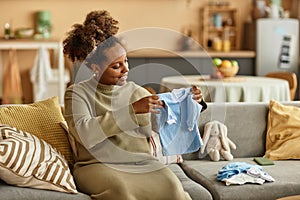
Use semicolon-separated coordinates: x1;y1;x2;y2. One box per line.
150;132;183;164
265;100;300;160
0;124;77;193
0;96;74;166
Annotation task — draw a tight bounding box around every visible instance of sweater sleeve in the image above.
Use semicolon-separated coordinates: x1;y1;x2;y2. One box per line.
64;89;144;149
64;83;152;149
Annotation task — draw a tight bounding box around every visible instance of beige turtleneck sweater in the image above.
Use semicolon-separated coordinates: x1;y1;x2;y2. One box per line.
64;77;161;171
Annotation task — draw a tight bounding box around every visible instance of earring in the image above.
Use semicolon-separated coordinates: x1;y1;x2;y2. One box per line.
94;71;100;79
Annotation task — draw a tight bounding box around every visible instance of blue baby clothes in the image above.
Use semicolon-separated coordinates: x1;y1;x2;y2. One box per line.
217;162;262;181
156;87;203;156
217;162;275;185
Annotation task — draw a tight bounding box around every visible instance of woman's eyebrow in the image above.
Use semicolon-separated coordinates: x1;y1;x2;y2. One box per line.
112;57;124;64
108;60;121;66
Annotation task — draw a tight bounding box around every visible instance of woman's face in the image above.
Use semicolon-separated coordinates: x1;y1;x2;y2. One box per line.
93;43;129;86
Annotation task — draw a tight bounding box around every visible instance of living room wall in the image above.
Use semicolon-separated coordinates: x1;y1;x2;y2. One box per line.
0;0;253;41
0;0;295;103
0;0;254;103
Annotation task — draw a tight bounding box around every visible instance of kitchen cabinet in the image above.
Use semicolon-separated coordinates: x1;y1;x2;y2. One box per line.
128;57;212;92
199;5;240;51
127;50;255;92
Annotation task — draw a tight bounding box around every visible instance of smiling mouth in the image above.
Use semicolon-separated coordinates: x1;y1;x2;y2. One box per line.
119;75;128;81
120;73;128;79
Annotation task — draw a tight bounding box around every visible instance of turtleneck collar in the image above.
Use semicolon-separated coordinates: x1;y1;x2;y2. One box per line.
89;76;120;92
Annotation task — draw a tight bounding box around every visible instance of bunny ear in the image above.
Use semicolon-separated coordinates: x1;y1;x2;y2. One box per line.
201;122;213;154
219;122;230;151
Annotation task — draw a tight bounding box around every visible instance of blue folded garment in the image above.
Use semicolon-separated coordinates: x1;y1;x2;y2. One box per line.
217;162;262;181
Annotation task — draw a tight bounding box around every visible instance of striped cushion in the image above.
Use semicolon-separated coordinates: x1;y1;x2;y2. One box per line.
150;132;183;164
0;124;78;193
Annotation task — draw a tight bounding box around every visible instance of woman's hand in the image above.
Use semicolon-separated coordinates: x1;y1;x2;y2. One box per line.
132;95;164;114
191;85;207;112
191;85;203;103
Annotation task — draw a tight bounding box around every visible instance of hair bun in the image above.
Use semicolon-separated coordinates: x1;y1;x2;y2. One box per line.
63;10;119;62
84;10;119;45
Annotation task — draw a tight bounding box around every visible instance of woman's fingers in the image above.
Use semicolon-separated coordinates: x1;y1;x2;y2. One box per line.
193;94;203;102
191;85;203;102
150;95;164;107
131;95;163;114
149;95;164;113
149;94;164;114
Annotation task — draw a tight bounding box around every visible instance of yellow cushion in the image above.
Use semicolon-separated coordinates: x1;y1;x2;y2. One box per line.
265;100;300;160
0;124;77;193
0;96;74;166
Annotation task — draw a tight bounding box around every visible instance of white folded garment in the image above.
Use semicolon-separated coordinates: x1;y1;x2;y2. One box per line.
222;173;265;186
247;166;275;182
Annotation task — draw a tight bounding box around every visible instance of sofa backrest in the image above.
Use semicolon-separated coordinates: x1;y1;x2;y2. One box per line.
3;100;300;161
184;101;300;160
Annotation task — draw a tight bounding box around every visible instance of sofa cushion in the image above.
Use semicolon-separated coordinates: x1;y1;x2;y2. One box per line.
0;96;74;166
265;100;300;160
0;124;77;193
168;164;212;200
181;158;300;200
0;180;90;200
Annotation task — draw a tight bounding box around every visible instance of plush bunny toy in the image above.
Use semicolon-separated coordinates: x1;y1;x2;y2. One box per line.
200;120;236;161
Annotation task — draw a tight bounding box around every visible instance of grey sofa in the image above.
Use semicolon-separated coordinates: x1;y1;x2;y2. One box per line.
181;101;300;200
1;101;300;200
0;160;212;200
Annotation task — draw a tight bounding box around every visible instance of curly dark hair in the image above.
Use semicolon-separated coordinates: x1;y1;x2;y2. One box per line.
85;36;122;68
63;10;119;63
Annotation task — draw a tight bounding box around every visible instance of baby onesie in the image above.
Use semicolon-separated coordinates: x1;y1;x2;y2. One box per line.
156;88;203;156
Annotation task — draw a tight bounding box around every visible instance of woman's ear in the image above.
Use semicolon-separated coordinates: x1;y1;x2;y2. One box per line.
91;64;100;73
91;64;102;79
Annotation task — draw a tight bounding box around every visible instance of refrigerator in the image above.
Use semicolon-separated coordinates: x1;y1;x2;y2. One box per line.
256;18;299;76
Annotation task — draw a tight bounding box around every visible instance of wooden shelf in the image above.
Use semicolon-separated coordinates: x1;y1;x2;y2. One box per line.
208;26;236;32
127;49;255;58
199;6;240;51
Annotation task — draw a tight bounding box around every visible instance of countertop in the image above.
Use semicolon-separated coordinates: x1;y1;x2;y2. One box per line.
0;39;256;58
0;38;62;49
127;49;256;58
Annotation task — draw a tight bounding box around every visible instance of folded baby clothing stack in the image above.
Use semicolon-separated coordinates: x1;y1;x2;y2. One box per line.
217;162;275;186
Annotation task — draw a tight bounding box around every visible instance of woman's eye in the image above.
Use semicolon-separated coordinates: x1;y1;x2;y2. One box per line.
112;64;120;69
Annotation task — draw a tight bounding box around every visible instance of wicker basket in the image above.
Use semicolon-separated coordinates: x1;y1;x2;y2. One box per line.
218;65;239;77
